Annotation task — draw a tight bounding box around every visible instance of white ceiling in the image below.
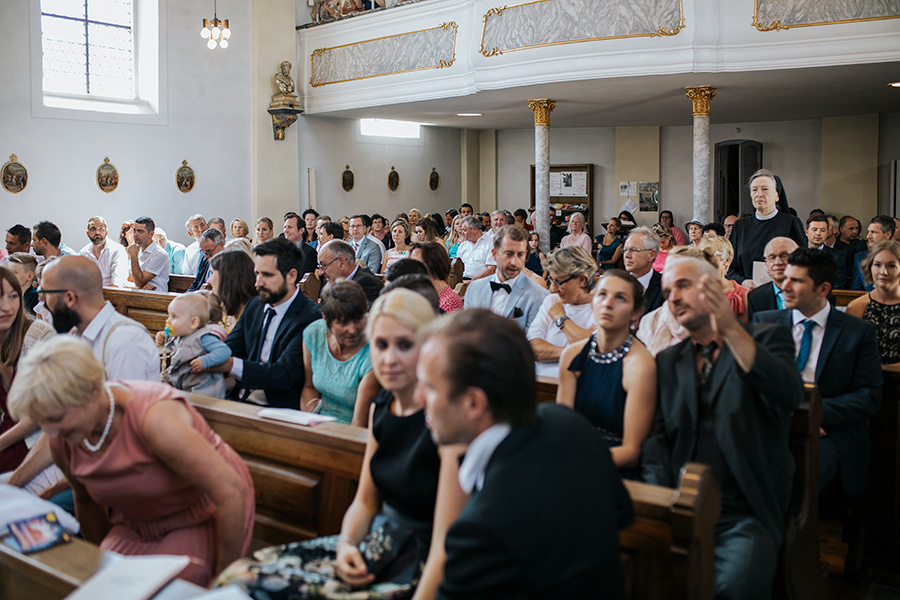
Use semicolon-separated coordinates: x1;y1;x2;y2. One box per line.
310;61;900;129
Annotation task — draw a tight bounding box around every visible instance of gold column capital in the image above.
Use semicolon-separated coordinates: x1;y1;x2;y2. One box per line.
528;99;556;127
684;86;717;117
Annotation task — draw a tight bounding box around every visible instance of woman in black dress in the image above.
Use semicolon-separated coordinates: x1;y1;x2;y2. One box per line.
847;239;900;366
217;289;466;600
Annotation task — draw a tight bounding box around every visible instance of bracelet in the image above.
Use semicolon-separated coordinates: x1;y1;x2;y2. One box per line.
338;534;358;547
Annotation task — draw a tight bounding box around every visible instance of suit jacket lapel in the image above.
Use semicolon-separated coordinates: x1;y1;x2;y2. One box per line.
504;277;526;317
815;309;841;382
270;294;299;352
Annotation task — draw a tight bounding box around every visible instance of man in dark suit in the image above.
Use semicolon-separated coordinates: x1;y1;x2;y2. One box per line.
851;215;895;291
418;309;632;599
643;255;802;599
318;239;382;305
218;238;321;409
623;227;663;312
753;248;882;497
746;236;798;319
187;228;225;291
807;213;851;290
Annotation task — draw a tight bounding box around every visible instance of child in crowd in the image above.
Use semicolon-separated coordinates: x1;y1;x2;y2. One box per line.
157;292;230;398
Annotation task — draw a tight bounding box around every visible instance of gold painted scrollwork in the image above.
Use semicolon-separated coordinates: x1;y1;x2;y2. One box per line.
651;17;686;37
752;0;900;31
751;16;787;31
480;6;507;57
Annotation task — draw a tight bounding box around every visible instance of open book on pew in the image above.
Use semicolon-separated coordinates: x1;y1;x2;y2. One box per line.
258;407;336;426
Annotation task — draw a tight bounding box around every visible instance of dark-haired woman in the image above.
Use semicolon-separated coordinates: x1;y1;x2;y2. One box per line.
557;270;656;477
209;250;257;334
409;242;463;313
0;267;55;474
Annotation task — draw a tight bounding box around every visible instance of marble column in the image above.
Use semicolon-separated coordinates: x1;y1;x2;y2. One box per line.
528;99;556;254
684;86;716;224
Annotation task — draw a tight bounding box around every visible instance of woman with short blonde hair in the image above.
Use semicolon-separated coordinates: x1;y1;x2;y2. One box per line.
230;219;251;242
8;336;254;586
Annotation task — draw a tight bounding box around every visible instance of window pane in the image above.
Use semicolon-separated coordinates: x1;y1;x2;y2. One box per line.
42;15;87;95
87;0;131;27
88;22;133;98
41;0;86;19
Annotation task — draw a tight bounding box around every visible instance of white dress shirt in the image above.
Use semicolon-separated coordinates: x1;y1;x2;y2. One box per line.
458;423;512;493
526;295;594;378
791;302;830;383
489;273;521;316
80;238;129;287
635;269;653;290
137;242;170;292
79;302;160;381
457;234;495;278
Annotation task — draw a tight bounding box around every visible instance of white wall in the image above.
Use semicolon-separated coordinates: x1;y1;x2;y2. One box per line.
878;112;900;216
296;115;462;220
497;128;617;236
0;0;253;248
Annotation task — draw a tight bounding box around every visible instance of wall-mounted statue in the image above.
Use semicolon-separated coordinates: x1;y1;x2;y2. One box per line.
270;61;301;110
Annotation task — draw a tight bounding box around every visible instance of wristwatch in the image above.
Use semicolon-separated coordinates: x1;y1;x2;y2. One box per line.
555;315;570;329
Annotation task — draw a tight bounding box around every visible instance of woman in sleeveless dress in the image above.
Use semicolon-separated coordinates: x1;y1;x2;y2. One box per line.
847;239;900;366
6;336;254;586
218;289;466;600
556;270;657;478
381;220;411;274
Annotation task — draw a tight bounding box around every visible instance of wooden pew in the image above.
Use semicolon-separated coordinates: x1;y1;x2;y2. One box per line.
187;394;368;545
621;463;720;600
447;257;464;290
0;538;104;600
299;271;321;302
168;274;194;293
864;367;900;569
832;289;864;308
103;286;177;336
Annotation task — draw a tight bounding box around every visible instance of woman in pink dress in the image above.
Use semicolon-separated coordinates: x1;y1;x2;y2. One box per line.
559;212;592;253
7;336;255;586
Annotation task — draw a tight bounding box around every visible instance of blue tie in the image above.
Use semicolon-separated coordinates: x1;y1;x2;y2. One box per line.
796;319;816;372
774;287;785;310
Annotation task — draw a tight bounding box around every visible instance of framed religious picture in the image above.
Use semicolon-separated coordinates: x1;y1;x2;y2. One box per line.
1;155;27;194
387;166;399;192
428;167;440;191
96;158;119;193
176;160;195;193
341;165;354;192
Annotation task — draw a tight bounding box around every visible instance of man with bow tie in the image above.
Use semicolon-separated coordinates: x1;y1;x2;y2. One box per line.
463;225;548;330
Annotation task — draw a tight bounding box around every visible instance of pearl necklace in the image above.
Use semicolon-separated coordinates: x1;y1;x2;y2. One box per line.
588;333;634;365
83;383;116;453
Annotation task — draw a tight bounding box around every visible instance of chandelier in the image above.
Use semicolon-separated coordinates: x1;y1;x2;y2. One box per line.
200;0;231;50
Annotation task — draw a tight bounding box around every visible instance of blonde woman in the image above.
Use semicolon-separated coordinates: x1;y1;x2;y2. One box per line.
445;215;462;259
847;239;900;366
218;290;466;600
381;219;411;274
698;236;748;321
230;219;251;243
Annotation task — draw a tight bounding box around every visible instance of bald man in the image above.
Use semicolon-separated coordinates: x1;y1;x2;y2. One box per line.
40;256;159;380
745;237;799;320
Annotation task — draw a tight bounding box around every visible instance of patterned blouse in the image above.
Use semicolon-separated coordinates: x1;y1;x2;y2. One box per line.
862;295;900;364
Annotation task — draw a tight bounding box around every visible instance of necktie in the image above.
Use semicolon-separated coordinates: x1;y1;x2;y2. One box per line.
796;319;816;372
490;281;511;294
697;342;718;384
254;307;277;362
774;287;785;310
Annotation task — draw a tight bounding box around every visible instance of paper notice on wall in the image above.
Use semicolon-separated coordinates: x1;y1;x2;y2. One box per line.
550;171;588;197
619;181;637;197
621;198;639;214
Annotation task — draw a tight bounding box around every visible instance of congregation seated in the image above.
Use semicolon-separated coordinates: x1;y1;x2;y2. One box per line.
255;216;275;244
381;219;412;274
650;222;673;273
745;236;799;320
559;211;591;253
349;214;384;273
659;209;686;245
623;226;664;313
595;217;624;269
6;253;39;314
852;215;896;291
218;289;465;599
753;248;882;497
846;239;900;366
126;216;169;292
283;212;319;276
698;236;749;321
455;215;495;280
301;280;377;426
806;213;851;290
7;336;255;586
557;270;656;478
223;238;322;409
409;241;464;313
643;255;803;598
152;227;187;275
32;220;76;260
526;246;594;377
182;214;209;277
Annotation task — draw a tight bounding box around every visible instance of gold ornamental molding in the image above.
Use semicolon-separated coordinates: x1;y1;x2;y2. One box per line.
310;22;458;87
480;0;684;58
752;0;900;32
528;99;556;126
685;86;716;117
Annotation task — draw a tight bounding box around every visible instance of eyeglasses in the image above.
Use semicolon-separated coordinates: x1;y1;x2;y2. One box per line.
764;253;791;263
36;287;70;297
547;275;575;287
317;257;340;270
622;248;652;254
